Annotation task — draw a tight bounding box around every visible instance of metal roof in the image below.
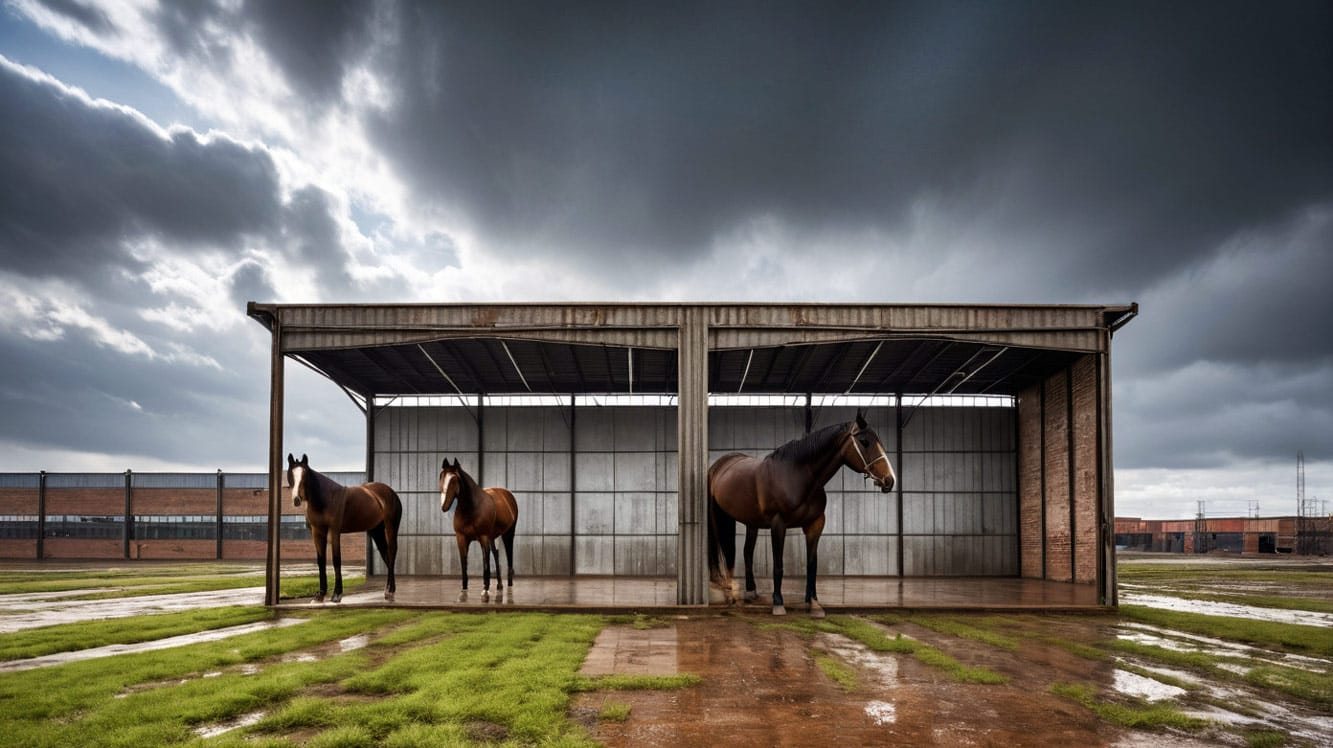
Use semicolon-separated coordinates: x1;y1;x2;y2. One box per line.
249;302;1136;398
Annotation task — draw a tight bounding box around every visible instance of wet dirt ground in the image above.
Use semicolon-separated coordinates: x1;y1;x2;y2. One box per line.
573;610;1332;748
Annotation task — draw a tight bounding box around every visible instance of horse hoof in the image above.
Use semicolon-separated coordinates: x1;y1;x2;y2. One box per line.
312;594;325;604
458;590;468;602
808;601;826;619
331;593;342;604
743;590;759;603
772;605;787;616
495;589;504;602
481;590;490;602
384;591;395;603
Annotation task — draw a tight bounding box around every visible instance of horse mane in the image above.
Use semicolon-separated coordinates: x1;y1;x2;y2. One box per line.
767;421;850;464
456;464;483;505
306;468;345;506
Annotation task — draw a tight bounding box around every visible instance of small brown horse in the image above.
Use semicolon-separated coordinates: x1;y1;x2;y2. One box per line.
439;457;518;602
708;411;896;616
286;453;402;603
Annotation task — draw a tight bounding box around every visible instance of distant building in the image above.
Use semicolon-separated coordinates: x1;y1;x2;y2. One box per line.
1115;515;1331;555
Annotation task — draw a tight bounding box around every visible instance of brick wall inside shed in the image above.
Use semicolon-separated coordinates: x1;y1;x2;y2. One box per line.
1017;354;1103;585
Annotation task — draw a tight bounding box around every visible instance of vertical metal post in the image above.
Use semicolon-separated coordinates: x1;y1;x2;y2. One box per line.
676;307;709;605
124;469;133;559
265;319;284;606
895;393;904;577
477;397;486;486
37;470;46;560
569;394;577;577
1099;331;1117;605
216;469;224;560
365;402;375;572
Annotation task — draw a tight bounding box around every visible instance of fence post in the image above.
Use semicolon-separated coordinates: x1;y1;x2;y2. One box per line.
37;471;46;560
124;469;133;559
216;469;224;560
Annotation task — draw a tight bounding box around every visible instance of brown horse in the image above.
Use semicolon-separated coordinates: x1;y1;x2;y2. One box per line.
439;457;518;602
286;453;402;603
708;411;896;617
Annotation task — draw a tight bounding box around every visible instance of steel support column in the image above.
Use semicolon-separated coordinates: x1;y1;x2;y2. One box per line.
677;308;708;605
124;469;132;559
1099;331;1117;605
37;470;46;560
265;319;284;606
216;469;224;560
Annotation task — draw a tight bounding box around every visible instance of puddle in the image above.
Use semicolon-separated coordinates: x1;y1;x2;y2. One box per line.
814;632;899;687
339;634;370;652
1118;622;1331;673
0;617;307;672
194;709;265;738
1111;669;1187;701
864;700;896;725
0;586;268;634
1120;592;1333;627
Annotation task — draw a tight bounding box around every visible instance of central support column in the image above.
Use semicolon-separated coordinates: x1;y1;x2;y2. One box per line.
264;319;284;606
677;308;709;605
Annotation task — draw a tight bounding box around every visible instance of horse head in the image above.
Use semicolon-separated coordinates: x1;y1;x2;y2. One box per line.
286;453;310;506
843;411;896;493
439;457;464;513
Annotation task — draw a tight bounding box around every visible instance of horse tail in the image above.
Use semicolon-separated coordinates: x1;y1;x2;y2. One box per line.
705;467;735;588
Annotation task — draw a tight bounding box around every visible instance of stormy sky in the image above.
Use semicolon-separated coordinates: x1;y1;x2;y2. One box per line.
0;1;1329;519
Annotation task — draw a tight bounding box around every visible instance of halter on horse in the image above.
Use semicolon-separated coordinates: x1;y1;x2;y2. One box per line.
440;457;518;602
286;453;402;603
707;411;896;616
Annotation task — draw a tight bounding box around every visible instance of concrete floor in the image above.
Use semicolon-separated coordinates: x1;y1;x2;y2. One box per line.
292;575;1105;612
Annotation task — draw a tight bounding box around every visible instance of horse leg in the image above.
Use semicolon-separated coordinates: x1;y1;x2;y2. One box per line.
503;526;517;588
480;536;493;602
770;523;787;616
456;534;469;602
491;539;503;602
369;525;393;602
312;526;328;603
330;530;344;603
803;515;826;618
384;519;399;603
742;525;759;602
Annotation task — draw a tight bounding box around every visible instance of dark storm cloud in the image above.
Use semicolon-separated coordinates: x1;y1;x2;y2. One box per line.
31;0;112;34
282;186;357;298
240;0;376;102
345;1;1332;286
0;57;282;281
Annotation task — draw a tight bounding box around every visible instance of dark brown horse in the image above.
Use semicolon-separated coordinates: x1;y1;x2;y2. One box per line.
708;411;895;616
439;457;518;602
286;453;402;603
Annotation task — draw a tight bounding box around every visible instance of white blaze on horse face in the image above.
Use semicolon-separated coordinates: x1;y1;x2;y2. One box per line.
440;472;454;511
289;466;306;506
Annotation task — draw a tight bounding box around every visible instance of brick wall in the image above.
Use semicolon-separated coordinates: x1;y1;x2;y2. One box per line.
1043;370;1072;582
1072;355;1100;584
1018;384;1044;578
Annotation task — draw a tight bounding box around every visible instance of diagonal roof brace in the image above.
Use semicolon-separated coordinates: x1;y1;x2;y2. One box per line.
500;340;533;392
417;344;478;421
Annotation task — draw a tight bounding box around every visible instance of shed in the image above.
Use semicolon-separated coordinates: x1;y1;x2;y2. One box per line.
248;302;1136;607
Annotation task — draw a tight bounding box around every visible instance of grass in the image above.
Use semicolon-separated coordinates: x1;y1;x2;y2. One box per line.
598;702;632;722
1117;564;1333;587
899;614;1022;651
605;613;672;630
815;653;858;692
0;605;709;747
768;615;1009;684
1050;682;1209;731
0;605;272;661
1119;605;1333;657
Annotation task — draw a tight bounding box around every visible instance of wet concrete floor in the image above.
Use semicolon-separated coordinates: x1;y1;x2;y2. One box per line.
0;586;268;634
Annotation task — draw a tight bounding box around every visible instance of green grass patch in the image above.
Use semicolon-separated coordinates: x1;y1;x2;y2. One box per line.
0;605;272;662
605;613;672;629
1242;728;1288;748
0;608;416;748
815;653;858;692
1243;664;1333;707
599;701;632;722
1120;605;1333;657
907;615;1022;651
572;673;702;692
0;563;361;601
1050;682;1209;731
1116;564;1332;587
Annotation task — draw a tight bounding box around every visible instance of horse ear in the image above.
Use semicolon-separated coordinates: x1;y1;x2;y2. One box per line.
287;453;294;465
453;457;461;468
300;453;308;465
855;409;868;429
441;457;448;470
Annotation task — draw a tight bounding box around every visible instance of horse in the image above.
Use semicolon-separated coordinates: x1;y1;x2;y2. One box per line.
285;453;402;603
439;457;518;602
707;410;896;617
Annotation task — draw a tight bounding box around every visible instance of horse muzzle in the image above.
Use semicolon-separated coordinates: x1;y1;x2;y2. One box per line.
875;477;895;493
